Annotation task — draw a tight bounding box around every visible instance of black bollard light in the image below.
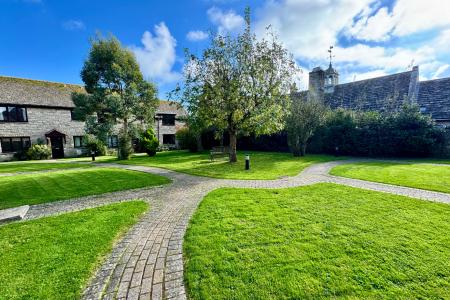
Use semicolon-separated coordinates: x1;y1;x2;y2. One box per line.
245;154;250;170
91;150;96;161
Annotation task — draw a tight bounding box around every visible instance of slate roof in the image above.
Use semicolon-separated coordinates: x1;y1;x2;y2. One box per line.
417;78;450;121
323;70;415;112
0;76;187;116
156;100;187;117
294;65;450;122
0;76;84;108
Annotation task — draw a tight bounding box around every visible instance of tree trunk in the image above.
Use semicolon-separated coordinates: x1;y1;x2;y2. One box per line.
229;130;237;163
196;134;203;151
300;143;307;156
118;118;132;160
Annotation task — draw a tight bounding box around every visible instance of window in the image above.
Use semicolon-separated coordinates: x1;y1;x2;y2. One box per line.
162;134;175;145
108;135;119;148
73;136;85;148
0;105;27;122
161;114;176;126
1;137;31;153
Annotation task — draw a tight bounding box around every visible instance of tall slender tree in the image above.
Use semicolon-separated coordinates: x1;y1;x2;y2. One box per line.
72;35;158;159
174;8;299;162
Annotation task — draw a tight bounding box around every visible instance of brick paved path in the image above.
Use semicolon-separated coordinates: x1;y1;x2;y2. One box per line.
5;160;448;299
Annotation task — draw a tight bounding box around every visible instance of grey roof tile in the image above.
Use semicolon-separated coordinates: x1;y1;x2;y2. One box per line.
417;78;450;120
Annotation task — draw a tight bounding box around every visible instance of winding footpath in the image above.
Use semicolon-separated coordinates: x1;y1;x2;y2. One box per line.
5;160;450;299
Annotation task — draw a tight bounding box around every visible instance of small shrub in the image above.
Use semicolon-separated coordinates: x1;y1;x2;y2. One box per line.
176;128;198;152
140;128;159;156
84;134;106;156
27;144;52;160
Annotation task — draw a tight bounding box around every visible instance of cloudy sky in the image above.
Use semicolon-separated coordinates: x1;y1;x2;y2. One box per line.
2;0;450;97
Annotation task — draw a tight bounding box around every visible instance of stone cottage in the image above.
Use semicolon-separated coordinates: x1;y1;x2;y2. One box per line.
0;76;186;160
293;65;450;127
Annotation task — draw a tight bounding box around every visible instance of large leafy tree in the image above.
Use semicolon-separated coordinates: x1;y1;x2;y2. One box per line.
174;8;299;162
72;35;158;159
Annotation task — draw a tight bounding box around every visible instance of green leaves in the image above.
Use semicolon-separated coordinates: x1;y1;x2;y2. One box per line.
72;35;158;154
175;8;299;161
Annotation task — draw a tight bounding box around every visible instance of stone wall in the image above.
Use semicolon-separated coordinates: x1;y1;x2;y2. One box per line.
0;107;85;159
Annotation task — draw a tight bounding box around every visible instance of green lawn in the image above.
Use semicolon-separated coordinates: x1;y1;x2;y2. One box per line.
184;183;450;299
117;150;342;180
0;201;148;299
330;162;450;193
0;167;170;209
58;155;116;163
0;162;92;174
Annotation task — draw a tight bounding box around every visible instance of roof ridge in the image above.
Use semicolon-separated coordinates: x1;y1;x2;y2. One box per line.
337;70;413;87
419;76;450;84
0;75;83;88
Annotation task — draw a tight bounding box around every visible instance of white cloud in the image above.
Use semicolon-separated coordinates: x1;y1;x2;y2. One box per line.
249;0;450;85
187;30;209;41
62;20;85;31
207;7;245;35
131;22;181;84
347;7;394;42
346;69;387;83
254;0;374;60
348;0;450;42
432;64;450;79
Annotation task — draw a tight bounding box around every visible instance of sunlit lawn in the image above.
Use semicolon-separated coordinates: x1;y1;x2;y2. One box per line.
184;183;450;299
0;167;170;209
0;201;148;299
116;150;344;180
0;162;92;173
331;162;450;193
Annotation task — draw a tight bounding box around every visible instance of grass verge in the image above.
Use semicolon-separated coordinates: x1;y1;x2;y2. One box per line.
184;183;450;299
0;201;148;299
330;162;450;193
0;167;170;209
0;162;92;174
117;150;343;180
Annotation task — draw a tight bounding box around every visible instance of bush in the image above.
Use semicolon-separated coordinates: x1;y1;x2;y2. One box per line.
84;134;106;156
310;105;447;158
27;144;52;160
176;128;197;152
140;128;159;156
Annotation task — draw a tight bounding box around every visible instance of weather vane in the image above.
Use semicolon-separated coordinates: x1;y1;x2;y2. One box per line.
328;45;335;66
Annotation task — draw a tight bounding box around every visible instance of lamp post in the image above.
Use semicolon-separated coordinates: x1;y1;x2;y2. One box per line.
245;154;250;170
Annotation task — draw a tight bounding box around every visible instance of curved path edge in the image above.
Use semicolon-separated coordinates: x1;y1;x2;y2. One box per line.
77;160;450;300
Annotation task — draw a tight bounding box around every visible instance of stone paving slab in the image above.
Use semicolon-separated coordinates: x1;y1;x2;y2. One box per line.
0;205;29;224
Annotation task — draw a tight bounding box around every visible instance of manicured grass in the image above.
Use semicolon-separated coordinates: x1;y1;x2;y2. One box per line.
184;183;450;299
0;167;170;209
58;155;116;163
330;162;450;193
0;162;92;173
117;150;343;180
0;201;148;299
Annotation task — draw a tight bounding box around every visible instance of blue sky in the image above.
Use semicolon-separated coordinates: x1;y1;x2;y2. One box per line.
2;0;450;98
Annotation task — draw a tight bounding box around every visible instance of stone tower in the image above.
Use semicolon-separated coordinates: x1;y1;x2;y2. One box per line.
308;67;325;98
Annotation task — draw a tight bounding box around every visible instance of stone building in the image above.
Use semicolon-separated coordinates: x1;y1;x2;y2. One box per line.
294;64;450;127
0;76;186;160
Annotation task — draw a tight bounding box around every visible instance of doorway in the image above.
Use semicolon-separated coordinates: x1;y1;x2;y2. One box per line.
45;129;66;159
50;136;64;158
